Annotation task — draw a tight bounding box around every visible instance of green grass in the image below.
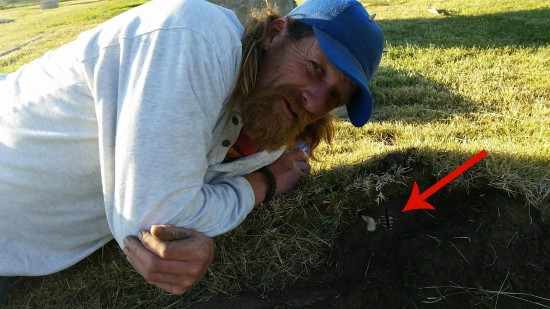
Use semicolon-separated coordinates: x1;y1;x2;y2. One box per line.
336;0;549;208
0;0;148;72
2;0;549;307
317;0;550;209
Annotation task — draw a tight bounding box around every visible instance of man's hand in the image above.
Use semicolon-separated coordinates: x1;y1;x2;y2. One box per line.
268;147;311;196
123;225;214;295
244;148;311;205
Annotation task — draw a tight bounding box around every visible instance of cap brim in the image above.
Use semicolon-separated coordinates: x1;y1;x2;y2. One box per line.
313;27;373;127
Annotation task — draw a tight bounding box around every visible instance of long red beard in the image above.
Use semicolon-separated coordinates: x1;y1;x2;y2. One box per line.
240;85;311;151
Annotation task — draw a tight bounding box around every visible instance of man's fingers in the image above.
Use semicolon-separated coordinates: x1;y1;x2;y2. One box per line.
123;231;213;296
289;148;309;162
294;159;311;174
150;224;194;241
124;248;198;295
149;281;190;296
124;235;179;273
124;236;205;276
126;248;195;274
285;148;311;173
139;230;199;260
146;270;198;287
140;229;214;262
123;236;150;274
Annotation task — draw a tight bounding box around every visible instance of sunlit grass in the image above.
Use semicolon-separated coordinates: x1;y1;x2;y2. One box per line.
0;0;148;72
313;0;550;208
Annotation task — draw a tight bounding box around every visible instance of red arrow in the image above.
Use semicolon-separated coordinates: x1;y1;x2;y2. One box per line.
402;150;488;212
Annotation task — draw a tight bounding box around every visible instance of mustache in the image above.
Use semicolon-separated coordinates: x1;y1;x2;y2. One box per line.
265;86;311;130
240;85;313;151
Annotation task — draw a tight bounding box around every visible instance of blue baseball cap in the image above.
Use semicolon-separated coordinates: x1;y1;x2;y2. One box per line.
285;0;384;127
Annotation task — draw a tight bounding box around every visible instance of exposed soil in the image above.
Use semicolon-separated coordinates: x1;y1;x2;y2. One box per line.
4;154;549;308
198;165;550;308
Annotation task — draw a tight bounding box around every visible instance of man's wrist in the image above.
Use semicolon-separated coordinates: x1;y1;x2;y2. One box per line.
257;166;276;203
243;169;272;206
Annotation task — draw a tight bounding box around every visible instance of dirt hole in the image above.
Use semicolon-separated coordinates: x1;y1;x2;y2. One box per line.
199;157;549;309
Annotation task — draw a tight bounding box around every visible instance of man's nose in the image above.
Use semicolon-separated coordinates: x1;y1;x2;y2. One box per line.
302;82;331;114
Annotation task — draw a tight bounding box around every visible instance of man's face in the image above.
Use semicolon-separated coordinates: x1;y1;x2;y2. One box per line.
241;19;357;151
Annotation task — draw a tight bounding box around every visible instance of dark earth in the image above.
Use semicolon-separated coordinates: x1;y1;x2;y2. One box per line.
198;193;549;308
197;161;550;308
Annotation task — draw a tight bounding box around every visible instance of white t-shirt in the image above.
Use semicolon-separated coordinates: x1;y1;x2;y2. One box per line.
0;0;283;276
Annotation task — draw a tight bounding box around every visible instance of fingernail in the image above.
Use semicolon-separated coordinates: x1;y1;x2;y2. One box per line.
123;237;129;246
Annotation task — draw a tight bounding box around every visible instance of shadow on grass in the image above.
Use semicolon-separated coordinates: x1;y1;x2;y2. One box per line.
335;64;478;124
377;8;550;48
4;148;548;308
352;8;550;124
370;66;476;123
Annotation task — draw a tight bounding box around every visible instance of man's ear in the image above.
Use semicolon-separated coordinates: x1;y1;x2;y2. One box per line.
262;18;288;50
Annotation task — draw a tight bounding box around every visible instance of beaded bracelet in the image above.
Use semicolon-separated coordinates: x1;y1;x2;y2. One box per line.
258;166;276;203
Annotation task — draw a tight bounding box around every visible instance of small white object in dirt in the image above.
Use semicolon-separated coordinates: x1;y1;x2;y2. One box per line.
0;19;15;24
362;215;377;232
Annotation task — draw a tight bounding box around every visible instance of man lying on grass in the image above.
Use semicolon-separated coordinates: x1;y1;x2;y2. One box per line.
0;0;384;300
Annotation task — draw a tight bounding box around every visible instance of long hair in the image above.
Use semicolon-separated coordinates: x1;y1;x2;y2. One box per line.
229;4;336;158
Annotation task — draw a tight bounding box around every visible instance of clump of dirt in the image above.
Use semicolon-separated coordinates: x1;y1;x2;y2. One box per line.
319;187;549;308
198;159;550;308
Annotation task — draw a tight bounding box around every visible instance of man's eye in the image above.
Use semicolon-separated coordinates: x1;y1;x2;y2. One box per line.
307;61;324;79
